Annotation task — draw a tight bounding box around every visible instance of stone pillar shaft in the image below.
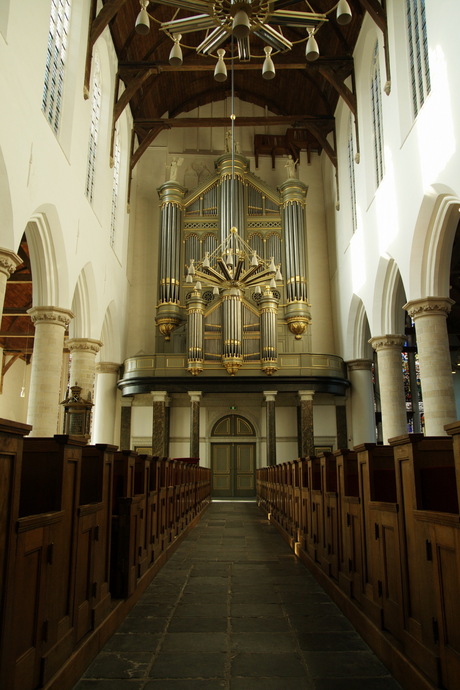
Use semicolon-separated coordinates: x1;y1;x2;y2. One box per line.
189;391;201;459
264;390;277;465
405;297;457;435
152;391;170;458
369;335;407;443
347;359;376;446
93;362;120;445
27;306;73;437
298;390;315;458
67;338;102;401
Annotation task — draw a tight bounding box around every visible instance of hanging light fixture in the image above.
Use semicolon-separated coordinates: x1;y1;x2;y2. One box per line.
336;0;352;26
306;27;320;62
262;46;275;80
135;0;150;35
232;9;251;39
214;49;227;81
139;1;352;76
169;34;183;66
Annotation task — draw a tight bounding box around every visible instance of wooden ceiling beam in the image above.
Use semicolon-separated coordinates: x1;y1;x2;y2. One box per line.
118;57;354;74
133;115;335;129
84;0;129;98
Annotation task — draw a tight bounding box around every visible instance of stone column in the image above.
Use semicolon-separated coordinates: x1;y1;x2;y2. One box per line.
264;390;277;465
405;297;457;435
0;248;22;317
298;390;315;458
369;335;407;443
67;338;102;401
188;391;201;459
92;362;120;444
27;306;74;437
347;359;376;446
152;391;170;458
336;398;348;449
120;401;132;450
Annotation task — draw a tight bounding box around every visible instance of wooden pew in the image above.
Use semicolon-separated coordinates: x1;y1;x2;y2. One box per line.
355;443;403;637
307;456;322;562
0;419;32;690
390;433;458;687
335;448;363;601
320;451;339;579
8;435;85;689
298;458;310;550
74;443;116;643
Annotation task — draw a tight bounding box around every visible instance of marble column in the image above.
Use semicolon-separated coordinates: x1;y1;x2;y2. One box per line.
152;391;170;458
27;306;74;437
120;401;132;450
369;335;407;443
336;399;348;449
0;248;22;318
92;362;120;444
298;390;315;458
188;391;201;459
264;390;277;465
347;359;376;445
67;338;103;401
405;297;457;435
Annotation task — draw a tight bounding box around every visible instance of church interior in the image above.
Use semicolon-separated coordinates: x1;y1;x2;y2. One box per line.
1;1;460;688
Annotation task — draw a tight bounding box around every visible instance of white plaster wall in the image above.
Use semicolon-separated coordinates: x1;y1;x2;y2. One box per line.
0;2;132;422
329;2;460;359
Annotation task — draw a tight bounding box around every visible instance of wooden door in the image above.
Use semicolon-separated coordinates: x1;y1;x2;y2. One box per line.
211;443;256;497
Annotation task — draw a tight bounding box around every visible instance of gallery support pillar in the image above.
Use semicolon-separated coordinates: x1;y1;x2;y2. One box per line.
347;359;376;445
92;362;120;444
152;391;170;458
264;390;277;465
298;390;315;458
405;297;457;435
189;391;201;459
369;335;407;443
27;306;74;437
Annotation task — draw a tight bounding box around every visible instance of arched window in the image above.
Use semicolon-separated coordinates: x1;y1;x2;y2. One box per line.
85;54;101;203
406;0;431;118
371;41;385;188
347;114;357;233
42;0;72;134
110;126;121;248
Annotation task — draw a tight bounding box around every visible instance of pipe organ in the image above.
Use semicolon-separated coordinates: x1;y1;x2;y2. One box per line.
155;152;312;376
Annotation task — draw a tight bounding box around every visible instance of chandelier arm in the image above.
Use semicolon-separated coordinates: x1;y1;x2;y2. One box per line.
193;269;222;285
217;258;233;281
241;265;266;282
244;269;276;286
196;266;224;282
233;258;245;281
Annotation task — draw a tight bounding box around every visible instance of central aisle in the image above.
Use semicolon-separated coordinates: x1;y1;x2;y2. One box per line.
74;501;402;689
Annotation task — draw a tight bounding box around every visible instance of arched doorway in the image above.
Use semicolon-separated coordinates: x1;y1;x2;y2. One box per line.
211;414;256;498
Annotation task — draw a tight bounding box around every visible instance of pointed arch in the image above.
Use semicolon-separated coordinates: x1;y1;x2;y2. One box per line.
346;295;372;360
372;256;406;335
69;263;98;339
99;300;122;363
25;206;69;307
409;185;460;298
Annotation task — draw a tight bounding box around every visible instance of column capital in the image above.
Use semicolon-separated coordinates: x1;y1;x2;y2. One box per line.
0;248;22;278
96;361;120;374
263;390;278;403
298;389;315;402
188;390;202;403
347;359;373;372
28;306;74;328
67;338;103;355
404;296;454;320
151;390;169;404
369;334;405;352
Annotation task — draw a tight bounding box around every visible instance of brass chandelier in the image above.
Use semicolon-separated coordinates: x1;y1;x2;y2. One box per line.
135;0;352;79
